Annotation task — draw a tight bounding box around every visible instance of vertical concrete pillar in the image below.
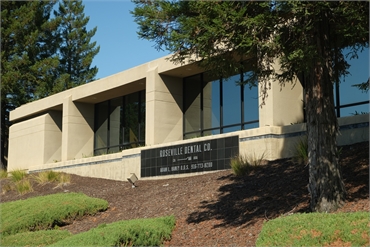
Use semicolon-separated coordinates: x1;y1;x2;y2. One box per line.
43;111;62;164
259;60;304;127
62;96;94;161
146;67;183;145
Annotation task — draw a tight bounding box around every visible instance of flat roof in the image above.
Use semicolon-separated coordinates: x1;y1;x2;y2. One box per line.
10;53;204;122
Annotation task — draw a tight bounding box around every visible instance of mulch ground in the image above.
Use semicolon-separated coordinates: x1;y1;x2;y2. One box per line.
1;141;368;246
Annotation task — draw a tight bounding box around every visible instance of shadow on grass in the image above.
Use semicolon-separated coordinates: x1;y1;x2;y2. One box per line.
186;141;369;229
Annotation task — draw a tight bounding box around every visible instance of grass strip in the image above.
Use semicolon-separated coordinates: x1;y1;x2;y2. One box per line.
1;192;108;236
256;211;370;246
51;215;176;247
1;230;72;246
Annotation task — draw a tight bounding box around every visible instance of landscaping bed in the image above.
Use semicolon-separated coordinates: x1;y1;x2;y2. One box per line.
1;141;368;246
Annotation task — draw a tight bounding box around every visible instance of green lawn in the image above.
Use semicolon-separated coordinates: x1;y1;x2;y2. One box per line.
0;192;175;246
256;211;370;246
1;191;368;246
1;192;108;236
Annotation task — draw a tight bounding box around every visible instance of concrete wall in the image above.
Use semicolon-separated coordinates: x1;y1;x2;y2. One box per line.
8;111;62;170
239;114;369;161
259;59;304;127
337;114;369;145
146;68;183;145
29;149;141;181
7;53;368;179
25;114;368;181
62;96;94;161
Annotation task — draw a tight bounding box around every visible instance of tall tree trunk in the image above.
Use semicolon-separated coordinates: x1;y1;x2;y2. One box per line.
305;10;346;212
1;103;8;170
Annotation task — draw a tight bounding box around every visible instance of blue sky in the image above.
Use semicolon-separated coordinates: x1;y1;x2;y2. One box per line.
84;0;169;79
83;1;369;116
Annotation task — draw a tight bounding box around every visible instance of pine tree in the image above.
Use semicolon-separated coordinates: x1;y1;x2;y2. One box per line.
54;0;100;90
1;1;59;169
1;0;100;169
132;1;369;212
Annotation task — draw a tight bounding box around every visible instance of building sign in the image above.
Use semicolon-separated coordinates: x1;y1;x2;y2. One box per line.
141;135;239;177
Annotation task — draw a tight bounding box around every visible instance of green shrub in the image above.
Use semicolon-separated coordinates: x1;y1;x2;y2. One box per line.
230;152;266;176
1;230;72;247
9;169;27;182
14;179;33;195
248;151;266;167
3;171;72;196
293;136;308;165
33;170;71;187
51;216;176;246
34;170;60;184
0;193;108;236
293;137;343;165
0;169;8;179
256;212;370;247
230;155;249;176
2;183;13;194
56;172;71;185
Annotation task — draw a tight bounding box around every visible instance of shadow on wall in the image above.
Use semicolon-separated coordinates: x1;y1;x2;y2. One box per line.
74;102;94;130
160;74;183;111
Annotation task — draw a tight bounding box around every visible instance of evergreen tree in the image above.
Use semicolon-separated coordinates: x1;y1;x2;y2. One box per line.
54;0;100;90
1;1;59;169
1;0;100;169
132;1;369;212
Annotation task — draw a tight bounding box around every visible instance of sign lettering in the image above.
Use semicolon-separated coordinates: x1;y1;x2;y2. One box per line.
141;135;239;177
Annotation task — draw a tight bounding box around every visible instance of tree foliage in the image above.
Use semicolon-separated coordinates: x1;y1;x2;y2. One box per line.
1;0;99;169
132;1;369;212
54;0;100;91
1;1;58;169
1;1;58;106
133;1;368;90
352;78;369;93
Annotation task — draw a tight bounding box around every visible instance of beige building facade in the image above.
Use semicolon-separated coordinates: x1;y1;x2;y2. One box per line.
8;54;369;180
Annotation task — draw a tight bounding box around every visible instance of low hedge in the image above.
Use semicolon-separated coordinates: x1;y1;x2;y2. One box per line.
1;192;108;236
51;215;176;246
1;229;72;246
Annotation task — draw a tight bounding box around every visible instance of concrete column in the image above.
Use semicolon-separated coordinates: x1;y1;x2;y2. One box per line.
259;60;304;127
62;96;94;161
146;67;183;145
43;111;62;164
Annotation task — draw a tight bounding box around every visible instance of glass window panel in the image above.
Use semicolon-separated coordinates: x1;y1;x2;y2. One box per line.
243;121;259;130
109;97;123;148
203;72;220;130
243;74;259;124
333;48;369;117
139;90;146;143
94;101;108;150
109;146;120;154
184;132;201;140
124;92;140;148
183;65;259;138
223;74;241;126
334;83;339;108
94;90;146;154
223;125;241;134
94;148;107;156
204;129;220;136
339;48;369;105
339;104;369;117
184;74;201;133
